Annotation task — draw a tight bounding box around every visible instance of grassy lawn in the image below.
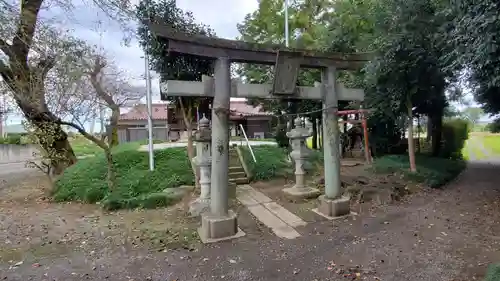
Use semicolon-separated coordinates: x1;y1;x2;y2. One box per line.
372;154;466;188
70;137;102;156
241;145;324;180
55;143;466;210
70;137;165;157
481;135;500;155
53;144;194;210
242;145;465;189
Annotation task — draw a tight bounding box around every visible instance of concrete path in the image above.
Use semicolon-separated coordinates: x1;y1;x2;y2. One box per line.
138;140;277;151
237;185;306;239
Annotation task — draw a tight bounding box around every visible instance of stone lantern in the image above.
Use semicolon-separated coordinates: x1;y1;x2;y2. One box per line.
282;117;321;199
189;115;212;216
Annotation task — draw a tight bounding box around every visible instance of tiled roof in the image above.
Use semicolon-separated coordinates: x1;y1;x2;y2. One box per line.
119;103;169;121
229;100;271;116
120;101;271;121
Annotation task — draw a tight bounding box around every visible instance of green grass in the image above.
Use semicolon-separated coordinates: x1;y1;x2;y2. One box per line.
70;137;102;156
372;154;466;188
242;146;465;188
241;145;291;180
240;145;324;181
70;137;166;157
484;264;500;281
482;135;500;155
53;144;194;210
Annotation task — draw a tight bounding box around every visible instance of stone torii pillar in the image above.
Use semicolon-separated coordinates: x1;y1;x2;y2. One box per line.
315;67;351;219
199;58;245;243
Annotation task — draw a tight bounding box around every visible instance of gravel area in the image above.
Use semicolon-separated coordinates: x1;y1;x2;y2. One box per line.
0;158;499;280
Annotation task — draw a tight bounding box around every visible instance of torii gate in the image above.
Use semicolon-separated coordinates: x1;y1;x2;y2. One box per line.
149;21;370;242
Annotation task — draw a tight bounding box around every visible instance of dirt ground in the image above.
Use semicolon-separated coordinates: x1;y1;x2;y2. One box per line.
1;160;500;281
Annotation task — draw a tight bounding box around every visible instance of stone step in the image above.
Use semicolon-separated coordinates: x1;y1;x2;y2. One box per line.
229;166;244;173
229;177;249;184
229;171;246;178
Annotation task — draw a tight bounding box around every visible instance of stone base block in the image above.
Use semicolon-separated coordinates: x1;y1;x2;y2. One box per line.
188;198;210;217
283;186;321;199
312;195;352;220
198;210;245;243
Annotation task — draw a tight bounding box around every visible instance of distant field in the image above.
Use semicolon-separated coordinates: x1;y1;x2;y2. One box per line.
481;135;500;155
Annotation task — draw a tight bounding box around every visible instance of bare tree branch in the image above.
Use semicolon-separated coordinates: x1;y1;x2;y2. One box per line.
58;119;107;150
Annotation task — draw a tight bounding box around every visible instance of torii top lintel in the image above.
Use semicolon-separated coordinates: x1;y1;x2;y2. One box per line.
148;21;371;70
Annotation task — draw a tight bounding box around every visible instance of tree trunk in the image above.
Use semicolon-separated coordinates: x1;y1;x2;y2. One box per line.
312;117;318;150
426;115;432;143
430;111;443;157
417;115;421;154
17;101;77;175
287;100;298;131
407;98;417;172
109;105;120;148
343;115;348;134
105;148;116;190
179;98;200;190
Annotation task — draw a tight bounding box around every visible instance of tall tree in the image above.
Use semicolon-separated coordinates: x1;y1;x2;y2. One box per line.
136;0;215;188
448;0;500;115
364;0;454;170
86;56;146;147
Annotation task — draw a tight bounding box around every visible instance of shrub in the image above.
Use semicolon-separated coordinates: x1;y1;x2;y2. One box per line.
373;154;466;188
440;118;470;159
53;145;194;210
486;118;500;133
273;125;289;148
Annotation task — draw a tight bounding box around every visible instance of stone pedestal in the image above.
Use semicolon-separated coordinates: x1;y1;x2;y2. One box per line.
283;117;321;199
198;210;245;243
313;195;353;220
189;116;212;216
